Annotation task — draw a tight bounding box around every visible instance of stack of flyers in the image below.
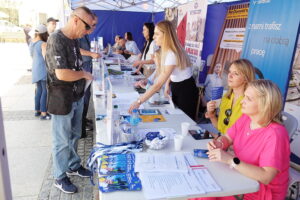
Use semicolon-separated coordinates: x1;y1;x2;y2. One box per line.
99;154;135;175
99;173;142;193
98;154;142;192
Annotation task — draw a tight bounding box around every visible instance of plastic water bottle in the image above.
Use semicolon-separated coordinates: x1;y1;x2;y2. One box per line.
113;105;120;128
130;109;140;141
112;105;120;143
119;119;133;142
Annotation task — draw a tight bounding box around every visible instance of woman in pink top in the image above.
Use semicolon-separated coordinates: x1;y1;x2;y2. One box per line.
191;80;290;200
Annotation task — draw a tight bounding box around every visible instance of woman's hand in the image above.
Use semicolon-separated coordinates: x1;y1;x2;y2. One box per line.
134;68;142;75
207;148;233;165
206;100;216;113
207;139;218;151
124;50;132;55
205;101;216;118
164;85;170;97
134;79;147;88
207;136;231;151
128;100;141;113
133;60;141;68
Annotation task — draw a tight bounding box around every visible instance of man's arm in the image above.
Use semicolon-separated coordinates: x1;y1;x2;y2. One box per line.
55;69;93;81
79;48;101;59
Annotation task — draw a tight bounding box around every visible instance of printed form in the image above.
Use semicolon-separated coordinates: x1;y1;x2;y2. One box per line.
135;152;221;199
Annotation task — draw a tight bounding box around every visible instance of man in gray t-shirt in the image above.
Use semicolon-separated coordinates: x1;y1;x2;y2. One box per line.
45;6;94;194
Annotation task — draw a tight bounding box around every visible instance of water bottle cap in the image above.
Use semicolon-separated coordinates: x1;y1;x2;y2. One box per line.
132;109;138;113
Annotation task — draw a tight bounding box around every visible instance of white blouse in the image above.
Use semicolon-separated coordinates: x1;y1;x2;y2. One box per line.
125;40;140;55
164;51;192;82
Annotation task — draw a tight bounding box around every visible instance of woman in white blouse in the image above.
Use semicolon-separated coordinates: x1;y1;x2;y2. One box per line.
129;20;198;119
132;23;156;77
124;32;140;56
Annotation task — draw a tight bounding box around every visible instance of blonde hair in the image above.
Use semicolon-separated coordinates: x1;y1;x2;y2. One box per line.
156;20;191;70
248;80;283;126
154;49;162;79
225;59;256;99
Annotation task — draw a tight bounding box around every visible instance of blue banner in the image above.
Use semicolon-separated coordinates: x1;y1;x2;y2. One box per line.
242;0;300;98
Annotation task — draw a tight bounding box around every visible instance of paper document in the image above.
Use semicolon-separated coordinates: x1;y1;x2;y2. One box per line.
138;152;221;199
192;168;222;192
140;171;206;200
135;152;188;172
165;108;184;115
113;92;141;115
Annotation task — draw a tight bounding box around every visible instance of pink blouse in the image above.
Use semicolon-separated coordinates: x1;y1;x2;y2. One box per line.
227;114;290;200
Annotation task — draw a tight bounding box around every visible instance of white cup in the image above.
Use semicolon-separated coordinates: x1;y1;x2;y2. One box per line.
174;134;184;151
181;122;191;137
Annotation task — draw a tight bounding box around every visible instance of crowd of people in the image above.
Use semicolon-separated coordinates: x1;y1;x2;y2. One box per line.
26;5;290;199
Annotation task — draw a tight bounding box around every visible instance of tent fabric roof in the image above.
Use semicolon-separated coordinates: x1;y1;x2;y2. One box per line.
70;0;193;12
70;0;239;12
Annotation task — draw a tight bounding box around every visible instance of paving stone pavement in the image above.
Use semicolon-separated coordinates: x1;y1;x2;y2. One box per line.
37;132;98;200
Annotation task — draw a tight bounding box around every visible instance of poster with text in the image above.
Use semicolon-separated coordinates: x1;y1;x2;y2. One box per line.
241;0;300;98
204;3;248;89
177;0;207;67
165;7;178;30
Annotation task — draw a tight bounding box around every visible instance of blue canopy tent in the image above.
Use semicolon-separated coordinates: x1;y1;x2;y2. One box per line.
70;0;196;49
69;0;243;52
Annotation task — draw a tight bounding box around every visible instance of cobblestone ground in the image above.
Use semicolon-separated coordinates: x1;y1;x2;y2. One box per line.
37;104;98;200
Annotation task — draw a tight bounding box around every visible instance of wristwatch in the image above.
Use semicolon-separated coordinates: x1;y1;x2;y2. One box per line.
230;157;241;169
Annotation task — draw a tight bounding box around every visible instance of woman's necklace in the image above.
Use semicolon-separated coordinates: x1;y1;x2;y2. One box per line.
247;120;271;136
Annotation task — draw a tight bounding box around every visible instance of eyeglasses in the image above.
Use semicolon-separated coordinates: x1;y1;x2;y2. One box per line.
75;15;91;30
223;108;232;125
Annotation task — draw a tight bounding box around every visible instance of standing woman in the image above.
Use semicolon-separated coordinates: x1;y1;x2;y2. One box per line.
124;32;141;56
29;24;50;120
129;20;198;120
205;59;255;135
133;23;156;77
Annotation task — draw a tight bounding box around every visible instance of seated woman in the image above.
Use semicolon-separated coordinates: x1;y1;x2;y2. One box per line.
194;80;290;200
205;59;255;136
112;35;121;51
124;32;141;57
115;38;130;59
132;23;156;77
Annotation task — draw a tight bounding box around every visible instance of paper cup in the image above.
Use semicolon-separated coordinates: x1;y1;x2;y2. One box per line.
174;134;184;151
181;122;191;137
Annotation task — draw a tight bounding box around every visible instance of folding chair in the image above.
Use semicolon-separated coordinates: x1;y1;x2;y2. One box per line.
282;111;298;142
288;128;300;199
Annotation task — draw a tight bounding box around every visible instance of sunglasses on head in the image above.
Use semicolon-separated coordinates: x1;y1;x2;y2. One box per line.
223;108;232;126
75;15;91;30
